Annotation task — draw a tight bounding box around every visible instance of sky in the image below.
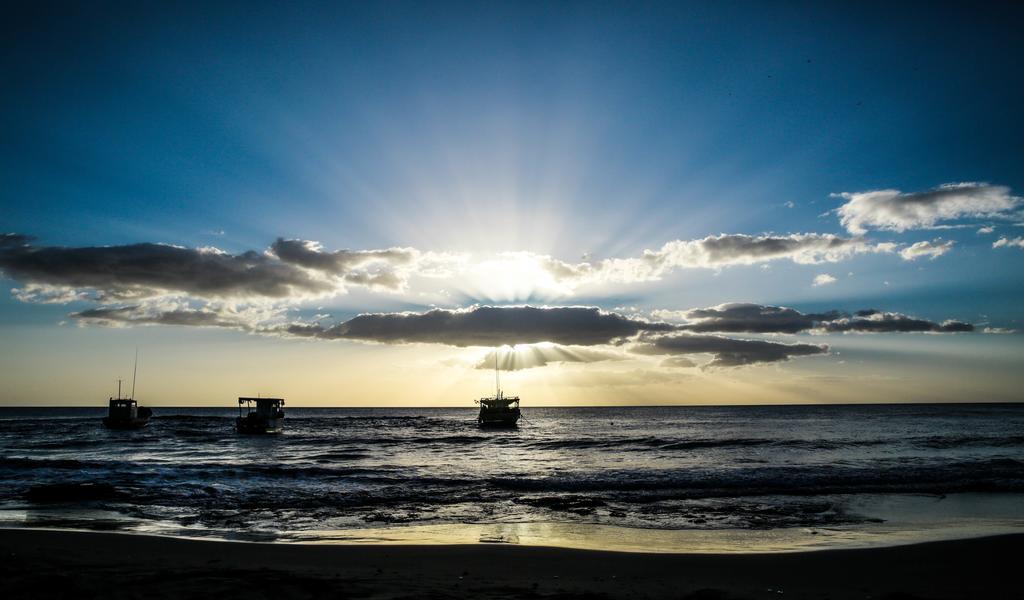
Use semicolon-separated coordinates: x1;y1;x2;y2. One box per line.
2;2;1023;406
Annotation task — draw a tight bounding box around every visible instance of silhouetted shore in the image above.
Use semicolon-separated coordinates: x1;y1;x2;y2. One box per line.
1;528;1019;599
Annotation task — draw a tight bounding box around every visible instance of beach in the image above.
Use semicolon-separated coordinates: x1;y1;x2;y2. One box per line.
1;528;1019;599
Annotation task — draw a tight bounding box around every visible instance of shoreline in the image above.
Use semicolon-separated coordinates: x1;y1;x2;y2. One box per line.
2;528;1020;599
7;491;1024;553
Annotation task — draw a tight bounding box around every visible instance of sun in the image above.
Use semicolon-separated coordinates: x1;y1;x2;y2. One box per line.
453;252;576;303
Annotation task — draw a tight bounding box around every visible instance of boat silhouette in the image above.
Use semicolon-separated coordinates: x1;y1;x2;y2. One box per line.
102;351;151;429
475;347;521;427
236;396;285;434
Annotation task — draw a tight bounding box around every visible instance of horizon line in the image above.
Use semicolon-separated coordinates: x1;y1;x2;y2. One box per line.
3;401;1022;409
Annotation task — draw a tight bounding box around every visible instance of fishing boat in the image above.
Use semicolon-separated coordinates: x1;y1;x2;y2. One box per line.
236;397;285;434
103;395;152;429
475;347;521;427
102;353;152;429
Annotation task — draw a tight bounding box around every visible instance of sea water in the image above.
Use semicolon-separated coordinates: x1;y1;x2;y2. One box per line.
1;404;1023;552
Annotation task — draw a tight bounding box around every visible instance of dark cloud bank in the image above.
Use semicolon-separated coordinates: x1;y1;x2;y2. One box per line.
281;306;676;347
633;333;828;368
72;305;252;329
278;306;831;368
677;303;973;334
0;234;411;301
73;304;973;369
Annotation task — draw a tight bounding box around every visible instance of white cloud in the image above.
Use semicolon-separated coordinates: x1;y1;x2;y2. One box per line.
977;226;994;235
649;309;690;322
536;233;894;288
835;182;1021;234
899;239;954;261
812;274;837;286
71;299;287;331
993;236;1024;249
1;231;907;311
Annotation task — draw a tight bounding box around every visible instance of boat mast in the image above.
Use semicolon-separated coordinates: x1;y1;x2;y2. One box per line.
130;348;138;400
117;379;122;399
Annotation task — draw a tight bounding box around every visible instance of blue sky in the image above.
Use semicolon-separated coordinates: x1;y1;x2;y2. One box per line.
2;2;1023;405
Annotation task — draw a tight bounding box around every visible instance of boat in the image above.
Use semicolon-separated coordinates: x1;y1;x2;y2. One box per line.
475;347;521;427
236;397;285;434
477;392;521;427
102;353;152;429
103;395;152;429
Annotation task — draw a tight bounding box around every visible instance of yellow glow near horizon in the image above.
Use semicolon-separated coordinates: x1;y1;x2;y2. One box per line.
2;321;1023;407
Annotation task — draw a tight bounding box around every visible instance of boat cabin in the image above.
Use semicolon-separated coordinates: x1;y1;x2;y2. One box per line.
108;398;140;420
477;392;521;427
236;397;285;434
103;397;152;430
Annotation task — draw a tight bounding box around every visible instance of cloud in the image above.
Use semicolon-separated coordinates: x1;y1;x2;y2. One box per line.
0;235;457;305
813;273;837;286
539;233;894;286
835;182;1021;234
68;300;973;371
70;295;976;344
69;302;282;330
671;303;840;334
660;356;698;368
278;305;677;347
993;236;1024;249
899;239;954;261
1;233;33;248
632;333;829;368
2;232;905;309
0;238;337;302
662;303;972;335
473;344;625;371
821;310;973;333
977;226;995;235
11;283;93;304
268;238;421;290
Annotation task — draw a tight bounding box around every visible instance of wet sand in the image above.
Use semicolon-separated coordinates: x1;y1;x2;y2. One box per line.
0;528;1018;599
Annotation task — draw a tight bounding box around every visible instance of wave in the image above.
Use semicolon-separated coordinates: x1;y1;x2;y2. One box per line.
283;434;494;447
911;435;1024;449
525;436;889;451
13;457;1023;507
152;415;233;422
487;458;1024;498
0;456;105;470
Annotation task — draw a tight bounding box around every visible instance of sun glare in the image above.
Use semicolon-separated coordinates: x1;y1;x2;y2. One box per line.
454;253;575;303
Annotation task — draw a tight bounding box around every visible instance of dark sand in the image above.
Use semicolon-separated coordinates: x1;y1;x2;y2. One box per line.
0;528;1019;599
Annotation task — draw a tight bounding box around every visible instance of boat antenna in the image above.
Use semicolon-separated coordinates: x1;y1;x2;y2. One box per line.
130;348;138;400
117;379;122;399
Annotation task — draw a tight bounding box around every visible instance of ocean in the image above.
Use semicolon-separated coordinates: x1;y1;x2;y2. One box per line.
2;404;1023;552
